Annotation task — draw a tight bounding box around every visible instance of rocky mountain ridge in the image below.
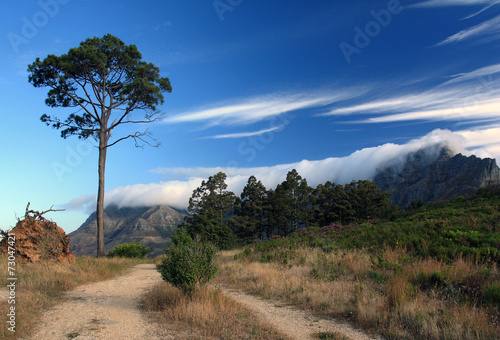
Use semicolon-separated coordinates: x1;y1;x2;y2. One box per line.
374;146;500;208
69;205;186;257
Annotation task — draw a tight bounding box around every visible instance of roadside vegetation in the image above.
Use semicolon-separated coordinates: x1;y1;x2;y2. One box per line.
216;188;500;339
149;227;288;338
142;283;288;339
0;256;144;339
151;170;499;339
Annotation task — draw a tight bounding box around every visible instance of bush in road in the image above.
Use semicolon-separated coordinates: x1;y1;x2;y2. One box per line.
157;237;218;296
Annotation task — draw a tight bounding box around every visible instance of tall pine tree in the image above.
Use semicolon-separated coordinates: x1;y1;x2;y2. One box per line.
311;181;352;226
184;172;236;249
235;176;269;242
268;169;312;235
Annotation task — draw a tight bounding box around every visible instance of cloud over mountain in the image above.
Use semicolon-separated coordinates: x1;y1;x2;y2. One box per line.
63;128;500;214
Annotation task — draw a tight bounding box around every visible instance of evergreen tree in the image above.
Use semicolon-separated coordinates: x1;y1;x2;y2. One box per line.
344;180;392;221
184;172;237;249
311;181;352;226
266;187;289;236
267;169;312;236
235;176;269;242
28;34;172;256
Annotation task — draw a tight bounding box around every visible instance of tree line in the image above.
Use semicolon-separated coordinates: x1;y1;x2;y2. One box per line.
178;170;396;249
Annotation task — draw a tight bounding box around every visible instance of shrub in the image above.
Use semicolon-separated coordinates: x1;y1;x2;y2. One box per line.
170;225;193;246
484;281;500;307
157;237;219;296
107;241;148;258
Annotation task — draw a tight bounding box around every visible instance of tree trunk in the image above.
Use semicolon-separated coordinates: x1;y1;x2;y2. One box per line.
96;128;107;257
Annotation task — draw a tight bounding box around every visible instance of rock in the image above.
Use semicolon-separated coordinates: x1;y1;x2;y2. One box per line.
0;204;76;263
374;145;500;208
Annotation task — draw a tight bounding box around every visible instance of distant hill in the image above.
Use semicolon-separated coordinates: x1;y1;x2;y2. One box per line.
69;205;186;257
374;146;500;208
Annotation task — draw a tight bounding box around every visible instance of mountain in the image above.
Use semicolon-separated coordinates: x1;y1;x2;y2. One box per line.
69;205;186;257
374;146;500;208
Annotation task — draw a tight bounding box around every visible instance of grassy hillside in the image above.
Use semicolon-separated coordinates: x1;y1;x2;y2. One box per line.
218;189;500;339
255;187;500;263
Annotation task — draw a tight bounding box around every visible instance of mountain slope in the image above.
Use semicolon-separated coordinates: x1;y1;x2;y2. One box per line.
69;205;186;257
374;146;500;208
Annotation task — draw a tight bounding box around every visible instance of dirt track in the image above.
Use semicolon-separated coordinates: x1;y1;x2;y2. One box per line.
27;264;168;340
221;287;381;340
27;264;378;340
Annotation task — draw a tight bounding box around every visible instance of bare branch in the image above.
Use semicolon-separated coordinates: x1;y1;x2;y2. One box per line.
108;109;164;131
23;202;65;221
106;129;160;149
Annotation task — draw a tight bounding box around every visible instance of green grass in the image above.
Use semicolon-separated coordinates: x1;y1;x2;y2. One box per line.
250;189;500;264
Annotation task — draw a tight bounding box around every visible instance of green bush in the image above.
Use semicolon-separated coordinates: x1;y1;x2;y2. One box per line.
484;281;500;307
107;241;148;258
171;226;193;246
157;238;218;296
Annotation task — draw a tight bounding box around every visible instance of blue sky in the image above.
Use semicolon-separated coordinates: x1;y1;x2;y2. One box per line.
1;0;500;233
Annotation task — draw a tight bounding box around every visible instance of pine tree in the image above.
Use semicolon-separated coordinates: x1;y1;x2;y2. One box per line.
28;34;172;256
344;180;392;221
184;172;237;249
267;169;312;236
235;176;269;242
312;181;352;226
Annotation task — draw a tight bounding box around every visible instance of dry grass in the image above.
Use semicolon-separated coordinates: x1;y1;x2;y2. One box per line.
218;247;500;340
142;281;288;339
0;256;143;339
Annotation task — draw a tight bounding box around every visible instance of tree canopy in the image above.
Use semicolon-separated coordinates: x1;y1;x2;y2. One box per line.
29;34;171;144
183;169;396;245
184;172;237;249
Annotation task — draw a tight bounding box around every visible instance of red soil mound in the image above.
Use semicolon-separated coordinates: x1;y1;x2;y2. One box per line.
0;204;76;263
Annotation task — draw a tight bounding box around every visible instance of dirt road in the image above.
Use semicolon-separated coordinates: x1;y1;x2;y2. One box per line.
28;264;378;340
27;264;168;340
221;288;381;340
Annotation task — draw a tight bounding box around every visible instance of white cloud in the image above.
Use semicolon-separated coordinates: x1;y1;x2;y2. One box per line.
442;63;500;86
322;92;460;116
63;178;204;214
65;128;500;213
164;90;365;127
201;126;282;139
363;99;500;123
323;63;500;124
412;0;500;8
436;14;500;46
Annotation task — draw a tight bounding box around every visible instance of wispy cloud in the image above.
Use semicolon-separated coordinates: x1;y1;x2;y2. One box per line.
322;63;500;125
64;127;500;212
200;126;282;139
436;14;500;46
412;0;500;45
442;63;500;86
463;0;500;19
164;90;365;127
362;100;500;123
412;0;500;8
322;94;456;116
